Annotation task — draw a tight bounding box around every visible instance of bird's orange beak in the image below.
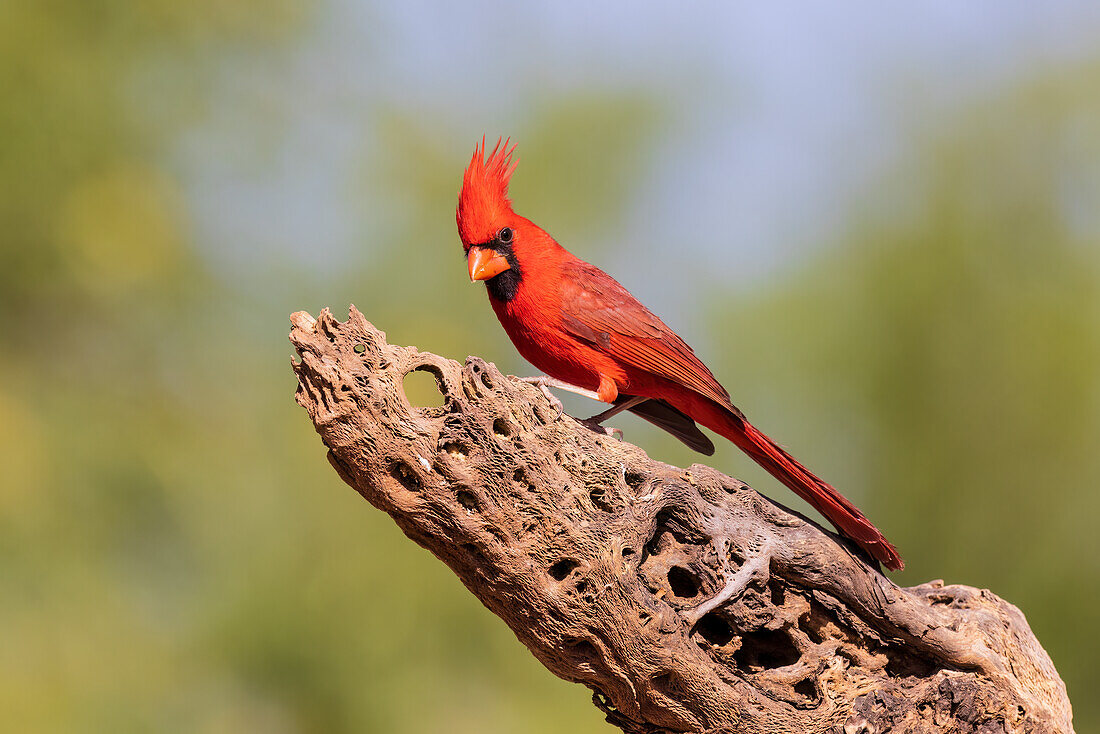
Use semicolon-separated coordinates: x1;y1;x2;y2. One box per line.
468;246;511;281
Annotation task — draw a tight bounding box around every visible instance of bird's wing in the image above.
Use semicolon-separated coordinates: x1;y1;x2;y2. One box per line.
622;397;716;455
559;259;741;417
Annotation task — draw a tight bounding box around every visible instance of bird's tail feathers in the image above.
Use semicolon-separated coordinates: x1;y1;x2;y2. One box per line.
719;417;904;571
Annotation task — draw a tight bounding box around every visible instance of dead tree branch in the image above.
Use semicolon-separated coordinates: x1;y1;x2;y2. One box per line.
290;307;1072;734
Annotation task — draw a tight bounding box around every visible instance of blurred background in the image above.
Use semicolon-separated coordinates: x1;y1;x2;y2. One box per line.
3;2;1099;731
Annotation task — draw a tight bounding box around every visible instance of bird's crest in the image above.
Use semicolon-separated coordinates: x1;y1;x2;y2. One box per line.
457;137;518;247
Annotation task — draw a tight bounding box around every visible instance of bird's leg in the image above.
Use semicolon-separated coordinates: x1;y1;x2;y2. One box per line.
576;396;649;440
577;418;623;439
518;376;600;420
684;539;773;626
518;376;632;439
586;395;648;425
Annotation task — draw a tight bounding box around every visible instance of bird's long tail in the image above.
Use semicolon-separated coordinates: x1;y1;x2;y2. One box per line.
715;414;904;571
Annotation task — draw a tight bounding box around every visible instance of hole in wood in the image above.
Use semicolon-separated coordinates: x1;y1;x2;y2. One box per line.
769;580;785;607
793;678;819;703
798;610;826;645
836;648;860;669
643;531;668;560
734;628;801;671
654;508;707;545
456;490;480;512
696;613;735;646
462;542;487;565
592;688;619;715
884;648;939;678
642;510;707;567
667;566;700;598
798;599;845;645
403;368;445;408
649;671;679;696
624;469;647;491
442;442;468;460
389;461;420;492
493;417;513;438
353;343;366;354
568;638;599;660
589;487;615;513
549;559;579;581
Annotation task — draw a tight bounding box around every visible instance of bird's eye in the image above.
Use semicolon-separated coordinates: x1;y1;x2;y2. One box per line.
498;227;514;244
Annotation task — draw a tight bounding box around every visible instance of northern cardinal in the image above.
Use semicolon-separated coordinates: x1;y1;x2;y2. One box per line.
456;138;903;571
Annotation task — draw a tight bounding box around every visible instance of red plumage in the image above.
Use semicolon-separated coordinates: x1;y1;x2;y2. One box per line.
456;139;903;571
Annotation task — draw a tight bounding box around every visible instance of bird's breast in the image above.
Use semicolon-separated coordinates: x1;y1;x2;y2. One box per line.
489;290;613;394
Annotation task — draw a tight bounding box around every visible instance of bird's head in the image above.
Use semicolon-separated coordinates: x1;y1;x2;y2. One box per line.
457;137;523;283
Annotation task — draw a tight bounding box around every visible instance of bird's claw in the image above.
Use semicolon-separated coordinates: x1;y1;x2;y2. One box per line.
579;418;623;440
547;391;565;421
517;377;624;434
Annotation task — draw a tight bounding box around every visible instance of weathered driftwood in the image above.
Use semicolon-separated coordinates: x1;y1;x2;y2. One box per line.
290;307;1072;734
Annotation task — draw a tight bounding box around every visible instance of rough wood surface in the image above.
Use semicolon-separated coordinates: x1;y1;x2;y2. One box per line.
290;307;1073;734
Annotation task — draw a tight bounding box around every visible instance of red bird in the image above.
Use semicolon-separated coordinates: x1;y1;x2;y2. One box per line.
456;138;903;571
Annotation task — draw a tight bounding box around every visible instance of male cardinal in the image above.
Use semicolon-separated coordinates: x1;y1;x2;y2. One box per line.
456;138;903;571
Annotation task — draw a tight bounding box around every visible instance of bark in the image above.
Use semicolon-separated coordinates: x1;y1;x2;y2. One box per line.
290;307;1073;734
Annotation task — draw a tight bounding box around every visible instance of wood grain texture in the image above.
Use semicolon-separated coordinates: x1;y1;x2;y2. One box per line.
290;307;1072;734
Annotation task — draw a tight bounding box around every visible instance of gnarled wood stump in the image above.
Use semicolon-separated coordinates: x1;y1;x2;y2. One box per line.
290;307;1072;734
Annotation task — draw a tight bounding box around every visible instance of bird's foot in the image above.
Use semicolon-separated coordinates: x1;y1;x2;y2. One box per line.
518;376;603;421
575;395;647;439
577;417;623;440
516;377;635;439
684;539;773;625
